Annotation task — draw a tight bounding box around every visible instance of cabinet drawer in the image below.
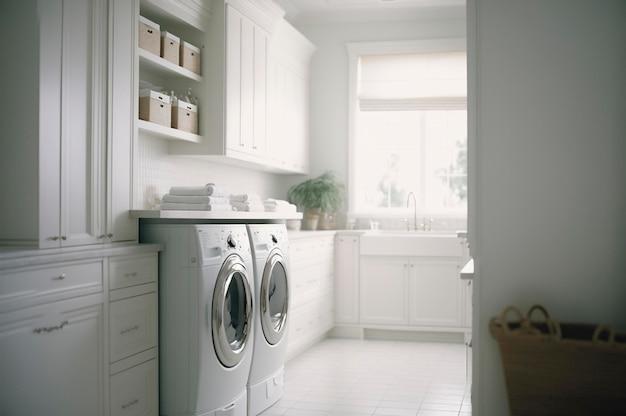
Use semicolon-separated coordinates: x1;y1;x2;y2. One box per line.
110;359;158;416
110;293;157;362
110;254;157;290
0;261;102;312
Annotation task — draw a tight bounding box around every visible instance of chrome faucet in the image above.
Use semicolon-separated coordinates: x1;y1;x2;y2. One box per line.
406;192;417;231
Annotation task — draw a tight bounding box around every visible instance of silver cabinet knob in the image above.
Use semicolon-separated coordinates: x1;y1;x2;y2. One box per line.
60;236;67;240
107;233;113;238
53;273;67;281
48;236;60;241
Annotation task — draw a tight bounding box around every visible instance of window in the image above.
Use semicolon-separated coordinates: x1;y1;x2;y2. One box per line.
348;41;467;217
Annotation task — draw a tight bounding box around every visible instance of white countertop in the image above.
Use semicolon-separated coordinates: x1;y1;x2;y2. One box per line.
0;243;161;271
130;209;303;220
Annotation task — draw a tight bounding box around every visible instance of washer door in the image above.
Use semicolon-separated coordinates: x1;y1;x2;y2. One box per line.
260;251;289;345
212;255;253;368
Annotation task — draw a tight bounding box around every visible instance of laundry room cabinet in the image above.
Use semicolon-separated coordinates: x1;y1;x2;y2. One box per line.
0;245;159;416
359;255;467;330
0;294;105;416
0;0;135;248
169;0;314;174
334;235;360;324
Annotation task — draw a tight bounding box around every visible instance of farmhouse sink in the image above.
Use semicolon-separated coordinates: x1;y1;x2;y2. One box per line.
360;230;463;257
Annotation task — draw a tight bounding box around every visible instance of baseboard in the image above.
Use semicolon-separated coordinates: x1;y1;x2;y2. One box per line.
330;326;465;344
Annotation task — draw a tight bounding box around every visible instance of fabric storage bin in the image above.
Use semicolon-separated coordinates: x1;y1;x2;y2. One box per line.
138;16;160;56
160;31;180;65
172;100;198;134
180;41;201;74
139;90;171;127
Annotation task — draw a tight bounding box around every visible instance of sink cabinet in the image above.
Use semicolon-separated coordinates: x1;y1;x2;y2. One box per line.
360;257;409;325
359;256;465;329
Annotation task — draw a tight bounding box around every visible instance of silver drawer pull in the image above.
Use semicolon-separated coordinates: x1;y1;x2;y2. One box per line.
124;271;138;278
48;236;60;241
120;325;140;335
33;320;69;334
121;398;139;409
53;273;67;280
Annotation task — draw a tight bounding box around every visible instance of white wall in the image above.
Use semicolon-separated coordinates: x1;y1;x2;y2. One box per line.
470;1;626;414
135;136;296;208
293;10;466;216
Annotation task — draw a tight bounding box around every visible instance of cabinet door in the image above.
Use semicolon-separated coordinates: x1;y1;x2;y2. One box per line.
252;25;268;156
408;258;463;327
334;236;360;324
107;0;136;242
0;295;104;416
38;0;63;248
225;5;243;152
359;256;408;325
60;0;107;246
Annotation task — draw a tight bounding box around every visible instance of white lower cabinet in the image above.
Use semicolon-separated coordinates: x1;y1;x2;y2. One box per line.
110;359;158;416
0;248;159;416
358;254;466;331
408;259;463;327
334;235;360;324
360;257;408;325
287;233;334;359
0;294;104;416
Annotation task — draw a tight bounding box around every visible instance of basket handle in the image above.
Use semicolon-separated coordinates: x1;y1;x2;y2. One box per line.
527;304;561;339
499;306;528;334
592;325;615;344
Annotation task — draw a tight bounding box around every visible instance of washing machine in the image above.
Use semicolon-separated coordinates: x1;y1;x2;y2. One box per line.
246;224;290;415
140;224;255;416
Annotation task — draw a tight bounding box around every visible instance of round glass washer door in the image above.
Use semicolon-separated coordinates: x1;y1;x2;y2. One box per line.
260;251;289;345
211;254;253;368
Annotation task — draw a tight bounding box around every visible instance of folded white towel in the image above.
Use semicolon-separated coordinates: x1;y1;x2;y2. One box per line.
231;201;265;212
161;202;233;211
264;204;297;213
230;193;262;203
162;194;230;204
263;198;292;207
169;183;227;197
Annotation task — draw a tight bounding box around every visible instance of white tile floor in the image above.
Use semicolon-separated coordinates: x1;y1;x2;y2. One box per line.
262;339;471;416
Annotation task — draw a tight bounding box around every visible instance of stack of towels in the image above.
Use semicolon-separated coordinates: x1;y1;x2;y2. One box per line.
230;194;264;212
160;184;232;211
263;199;297;213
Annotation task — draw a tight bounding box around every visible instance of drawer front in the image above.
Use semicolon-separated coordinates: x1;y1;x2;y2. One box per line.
0;261;102;312
110;293;157;362
110;255;157;291
110;359;157;416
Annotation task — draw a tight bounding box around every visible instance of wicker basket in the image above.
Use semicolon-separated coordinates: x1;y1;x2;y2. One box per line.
490;305;626;416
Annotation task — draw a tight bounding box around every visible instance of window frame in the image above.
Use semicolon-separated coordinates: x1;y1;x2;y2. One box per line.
346;38;467;219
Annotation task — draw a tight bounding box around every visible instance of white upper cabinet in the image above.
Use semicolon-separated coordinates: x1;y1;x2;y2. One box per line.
224;5;269;160
267;19;314;174
60;0;107;247
171;0;314;174
0;0;136;248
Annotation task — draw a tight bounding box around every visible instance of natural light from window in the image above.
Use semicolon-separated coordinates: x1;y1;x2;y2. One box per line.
352;49;467;216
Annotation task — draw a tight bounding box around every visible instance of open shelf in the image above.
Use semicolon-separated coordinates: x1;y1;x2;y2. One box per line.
137;119;201;143
140;0;209;33
138;48;202;82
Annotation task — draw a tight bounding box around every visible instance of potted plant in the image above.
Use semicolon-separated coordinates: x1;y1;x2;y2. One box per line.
287;172;344;230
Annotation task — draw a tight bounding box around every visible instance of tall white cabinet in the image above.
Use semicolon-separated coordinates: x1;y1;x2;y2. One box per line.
0;0;135;248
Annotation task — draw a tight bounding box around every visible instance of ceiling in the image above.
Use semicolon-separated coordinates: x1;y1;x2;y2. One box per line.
274;0;466;23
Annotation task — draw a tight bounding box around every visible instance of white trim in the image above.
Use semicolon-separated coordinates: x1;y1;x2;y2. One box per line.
359;97;467;111
467;0;480;413
346;38;467;217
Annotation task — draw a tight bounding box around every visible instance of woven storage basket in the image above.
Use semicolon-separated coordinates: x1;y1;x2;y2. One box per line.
490;305;626;416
